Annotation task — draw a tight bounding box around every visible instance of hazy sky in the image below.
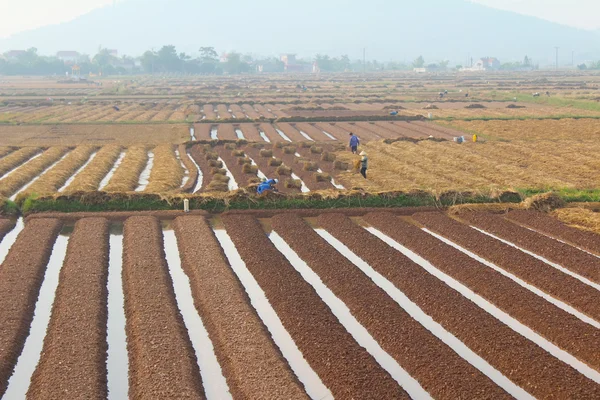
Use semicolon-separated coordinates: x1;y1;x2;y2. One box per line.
0;0;597;38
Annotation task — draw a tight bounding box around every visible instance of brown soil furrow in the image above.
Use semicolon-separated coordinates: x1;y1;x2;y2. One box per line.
173;216;307;399
254;105;276;119
241;104;260;119
188;145;215;193
354;122;398;139
194;124;212;140
335;122;381;141
294;123;334;141
274;123;307;142
28;218;109;399
214;147;257;188
178;144;199;193
373;121;411;138
216;105;232;120
0;219;15;242
272;214;508;399
318;213;600;399
314;122;353;141
216;124;237;141
506;210;600;255
0;218;63;397
202;105;217;120
460;211;600;284
237;123;262;141
259;123;285;142
364;212;600;373
221;214;407;399
412;213;600;332
123;216;205;399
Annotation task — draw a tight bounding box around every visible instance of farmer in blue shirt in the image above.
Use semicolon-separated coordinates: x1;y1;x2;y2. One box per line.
349;132;360;154
257;179;278;194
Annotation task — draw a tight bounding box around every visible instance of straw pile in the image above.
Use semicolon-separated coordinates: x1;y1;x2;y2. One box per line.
0;147;69;198
553;208;600;234
103;146;149;192
145;144;184;193
285;179;302;189
64;145;122;193
24;145;97;195
0;147;15;159
0;147;42;177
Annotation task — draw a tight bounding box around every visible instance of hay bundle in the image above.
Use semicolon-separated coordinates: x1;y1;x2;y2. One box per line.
260;149;273;158
250;143;265;149
236;139;248;146
212;173;230;183
231;150;245;157
276;165;292;176
285;179;302;189
465;104;486;109
225;143;237;150
303;161;318;171
211;167;227;175
310;146;323;154
207;181;229;192
268;158;283;167
238;157;252;166
273;142;285;149
242;164;258;174
205;152;219;161
315;173;332;182
208;159;223;168
334;160;349;170
283;146;297;155
424;104;439;110
299;142;312;149
522;192;565;212
321;152;336;162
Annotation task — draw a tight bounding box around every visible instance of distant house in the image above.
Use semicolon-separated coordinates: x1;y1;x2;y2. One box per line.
280;54;312;73
413;64;446;73
4;50;27;61
468;57;501;71
56;51;80;64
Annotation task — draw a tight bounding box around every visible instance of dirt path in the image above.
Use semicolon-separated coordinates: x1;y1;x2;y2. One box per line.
272;214;508;399
123;216;205;399
506;210;600;254
365;212;600;374
28;218;109;399
413;212;600;322
318;213;600;399
460;211;600;283
222;214;407;399
0;218;62;397
173;216;307;399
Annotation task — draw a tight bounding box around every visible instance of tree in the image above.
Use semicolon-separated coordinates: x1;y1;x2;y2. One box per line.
413;55;425;68
157;45;181;72
523;55;530;66
93;48;117;70
140;50;158;74
199;47;218;63
224;52;249;74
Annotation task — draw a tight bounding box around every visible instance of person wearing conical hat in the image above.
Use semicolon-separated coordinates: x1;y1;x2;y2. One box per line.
359;151;368;179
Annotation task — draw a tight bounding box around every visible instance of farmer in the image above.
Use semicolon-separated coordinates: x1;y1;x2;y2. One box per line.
257;178;278;195
359;151;368;179
349;132;360;154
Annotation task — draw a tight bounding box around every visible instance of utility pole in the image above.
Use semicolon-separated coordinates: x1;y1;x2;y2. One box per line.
555;46;559;71
363;48;366;74
572;50;575;67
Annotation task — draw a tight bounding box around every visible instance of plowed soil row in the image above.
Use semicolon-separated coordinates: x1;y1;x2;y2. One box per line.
221;214;406;399
506;210;600;255
216;124;237;141
0;219;15;242
274;123;307;142
318;213;600;399
28;218;109;399
188;145;210;191
295;123;334;141
259;123;285;142
335;122;381;141
354;122;397;139
122;217;205;398
194;124;212;140
412;213;600;334
0;218;62;397
272;214;506;399
271;147;332;191
214;147;257;188
237;123;262;142
314;122;351;141
364;212;600;373
460;211;600;283
173;217;307;399
243;147;299;194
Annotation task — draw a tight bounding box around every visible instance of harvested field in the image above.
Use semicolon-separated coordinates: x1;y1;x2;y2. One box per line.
102;146;148;192
144;144;184;193
1;209;600;397
63;145;122;192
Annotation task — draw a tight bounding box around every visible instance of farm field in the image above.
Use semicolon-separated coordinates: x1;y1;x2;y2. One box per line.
0;209;600;398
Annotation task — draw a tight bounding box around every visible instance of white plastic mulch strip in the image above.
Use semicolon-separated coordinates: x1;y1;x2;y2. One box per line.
270;232;431;400
3;234;70;399
275;129;292;142
367;227;600;387
190;127;196;141
163;230;232;400
291;173;309;193
316;228;534;400
58;151;98;193
210;127;218;140
217;157;238;191
0;152;43;182
10;151;72;201
98;151;126;191
134;151;154;192
0;218;24;265
187;149;203;193
424;228;600;329
175;149;190;188
235;129;245;140
321;130;337;140
298;131;314;141
473;227;600;292
107;233;129;400
213;229;332;400
259;130;271;143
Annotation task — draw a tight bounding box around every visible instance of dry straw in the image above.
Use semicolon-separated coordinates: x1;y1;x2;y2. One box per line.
0;147;69;198
25;145;98;195
64;145;122;193
553;208;600;234
145;144;184;193
103;146;149;192
0;147;42;177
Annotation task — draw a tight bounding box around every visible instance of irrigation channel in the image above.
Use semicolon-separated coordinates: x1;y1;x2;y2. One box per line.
2;210;600;398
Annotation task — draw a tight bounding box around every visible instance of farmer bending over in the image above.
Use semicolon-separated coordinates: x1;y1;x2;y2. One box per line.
349;132;360;154
360;151;368;179
257;178;278;194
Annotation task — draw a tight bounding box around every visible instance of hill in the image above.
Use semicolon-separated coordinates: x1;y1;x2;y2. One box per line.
0;0;597;64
